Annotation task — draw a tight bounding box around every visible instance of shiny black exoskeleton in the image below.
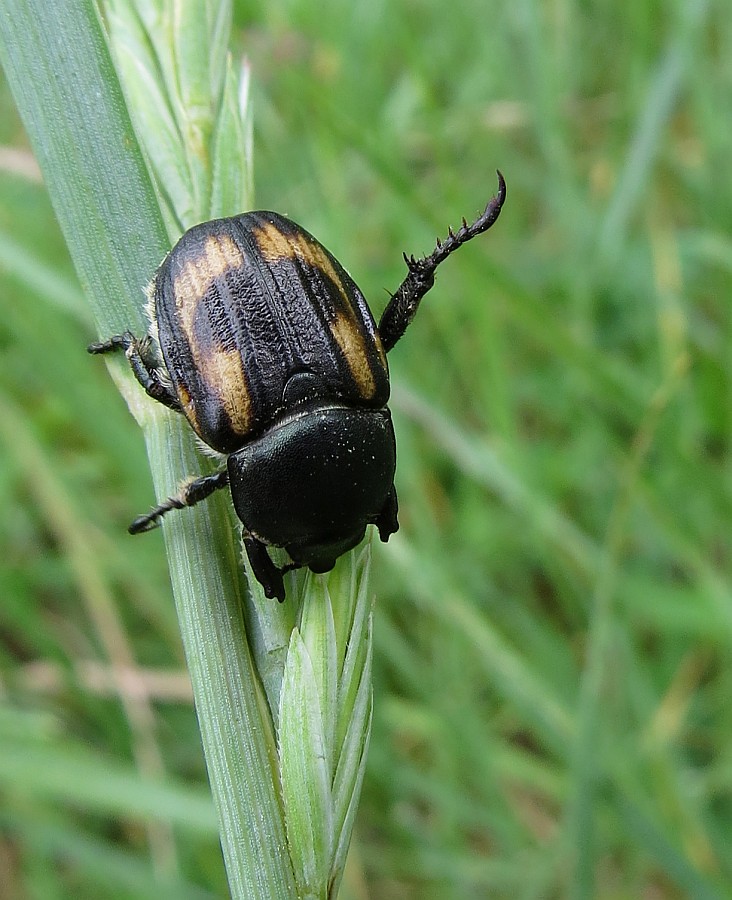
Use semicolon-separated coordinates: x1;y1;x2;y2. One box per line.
89;173;506;600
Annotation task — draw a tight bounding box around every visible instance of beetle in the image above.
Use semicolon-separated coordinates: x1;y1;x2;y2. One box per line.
89;172;506;600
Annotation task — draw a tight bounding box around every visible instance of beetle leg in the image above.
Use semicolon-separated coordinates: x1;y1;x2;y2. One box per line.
374;485;399;542
242;534;289;602
129;470;229;534
88;332;182;413
378;171;506;353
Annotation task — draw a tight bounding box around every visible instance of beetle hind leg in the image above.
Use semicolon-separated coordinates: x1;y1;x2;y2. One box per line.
129;469;229;534
88;331;182;413
378;171;506;353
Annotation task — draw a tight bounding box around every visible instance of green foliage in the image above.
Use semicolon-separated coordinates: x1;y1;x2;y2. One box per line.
1;0;731;897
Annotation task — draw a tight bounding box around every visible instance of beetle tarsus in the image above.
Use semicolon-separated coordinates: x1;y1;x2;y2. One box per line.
88;334;129;355
88;330;182;412
128;470;229;534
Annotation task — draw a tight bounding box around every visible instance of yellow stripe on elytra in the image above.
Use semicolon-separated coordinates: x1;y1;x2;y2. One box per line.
172;234;252;435
253;221;380;399
329;311;377;399
198;347;251;435
175;233;244;298
254;222;355;309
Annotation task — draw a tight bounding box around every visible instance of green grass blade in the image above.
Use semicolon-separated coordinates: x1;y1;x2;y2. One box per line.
0;0;166;338
0;2;296;896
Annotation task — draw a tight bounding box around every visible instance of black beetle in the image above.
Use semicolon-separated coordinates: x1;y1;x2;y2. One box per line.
90;172;506;600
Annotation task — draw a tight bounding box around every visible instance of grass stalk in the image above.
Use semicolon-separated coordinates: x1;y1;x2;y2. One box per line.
1;1;375;894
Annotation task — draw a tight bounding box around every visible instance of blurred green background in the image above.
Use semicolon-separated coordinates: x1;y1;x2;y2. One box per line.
1;0;731;897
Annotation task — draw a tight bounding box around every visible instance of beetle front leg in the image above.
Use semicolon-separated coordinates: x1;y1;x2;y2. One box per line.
129;470;229;534
374;485;399;542
88;331;182;413
242;534;294;602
